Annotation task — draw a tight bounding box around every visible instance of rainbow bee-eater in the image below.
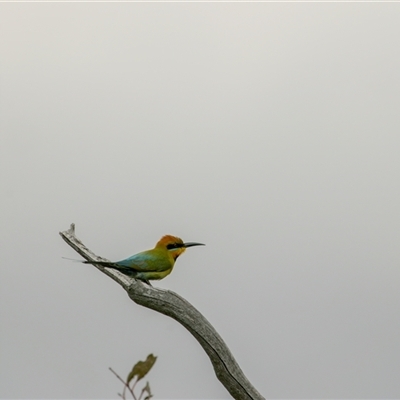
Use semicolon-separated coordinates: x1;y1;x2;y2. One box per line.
83;235;204;285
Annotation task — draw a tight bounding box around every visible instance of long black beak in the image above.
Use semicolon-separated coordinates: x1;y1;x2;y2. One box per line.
183;242;205;248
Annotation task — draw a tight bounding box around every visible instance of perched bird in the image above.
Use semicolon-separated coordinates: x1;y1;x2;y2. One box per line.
83;235;204;285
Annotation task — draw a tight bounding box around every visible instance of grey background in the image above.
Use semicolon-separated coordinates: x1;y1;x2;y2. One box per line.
1;3;400;399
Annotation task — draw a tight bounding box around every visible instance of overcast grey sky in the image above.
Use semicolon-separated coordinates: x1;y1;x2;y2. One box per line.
1;2;400;399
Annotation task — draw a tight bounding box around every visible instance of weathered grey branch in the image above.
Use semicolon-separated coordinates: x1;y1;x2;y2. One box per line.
60;224;264;400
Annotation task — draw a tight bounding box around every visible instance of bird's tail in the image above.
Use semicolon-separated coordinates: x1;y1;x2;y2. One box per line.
63;257;118;268
62;257;83;262
83;260;138;277
63;257;138;277
82;260;117;267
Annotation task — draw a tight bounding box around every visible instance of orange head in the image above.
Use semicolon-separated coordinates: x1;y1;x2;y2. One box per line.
155;235;205;260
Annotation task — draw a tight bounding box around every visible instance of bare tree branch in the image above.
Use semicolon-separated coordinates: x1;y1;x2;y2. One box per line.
60;224;265;400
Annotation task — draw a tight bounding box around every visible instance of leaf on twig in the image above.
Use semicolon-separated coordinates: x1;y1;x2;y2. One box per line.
127;354;157;385
142;381;153;400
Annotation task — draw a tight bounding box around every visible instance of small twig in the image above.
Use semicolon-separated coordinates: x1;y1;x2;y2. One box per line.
122;381;127;400
130;378;139;398
138;387;145;400
109;368;137;400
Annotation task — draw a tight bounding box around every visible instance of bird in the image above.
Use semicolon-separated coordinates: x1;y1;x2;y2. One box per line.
82;235;204;285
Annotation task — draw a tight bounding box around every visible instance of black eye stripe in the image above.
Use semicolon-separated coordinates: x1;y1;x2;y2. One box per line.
167;243;183;250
